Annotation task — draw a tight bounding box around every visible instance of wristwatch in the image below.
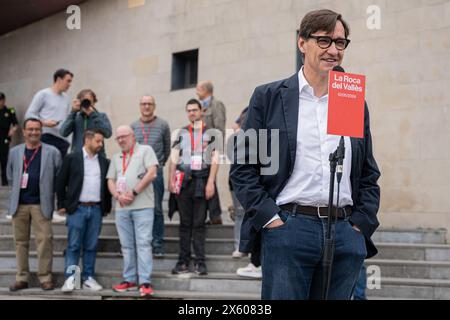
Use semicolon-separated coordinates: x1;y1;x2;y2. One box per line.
132;189;139;197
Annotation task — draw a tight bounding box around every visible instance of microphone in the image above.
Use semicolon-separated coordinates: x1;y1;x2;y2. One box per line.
336;136;345;183
332;65;345;183
333;65;345;73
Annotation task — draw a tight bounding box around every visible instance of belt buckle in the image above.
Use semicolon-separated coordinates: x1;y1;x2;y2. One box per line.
317;207;327;219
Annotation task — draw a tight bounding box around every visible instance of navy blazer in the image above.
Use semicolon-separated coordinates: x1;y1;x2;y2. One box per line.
56;151;112;216
230;73;381;259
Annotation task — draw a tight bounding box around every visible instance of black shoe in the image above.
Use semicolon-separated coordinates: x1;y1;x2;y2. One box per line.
206;217;222;225
1;181;7;186
172;262;189;274
153;248;165;259
194;262;208;275
9;281;28;292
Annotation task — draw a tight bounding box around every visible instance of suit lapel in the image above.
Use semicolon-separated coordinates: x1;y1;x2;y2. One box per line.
18;144;25;176
40;144;48;180
280;74;300;167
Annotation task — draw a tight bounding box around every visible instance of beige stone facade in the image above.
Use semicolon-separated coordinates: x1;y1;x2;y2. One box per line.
0;0;449;236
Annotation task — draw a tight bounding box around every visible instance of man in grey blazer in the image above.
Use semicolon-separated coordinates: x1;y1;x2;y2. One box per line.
7;118;62;292
196;80;226;225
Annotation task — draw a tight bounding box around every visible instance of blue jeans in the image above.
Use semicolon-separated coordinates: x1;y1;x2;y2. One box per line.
115;208;154;284
152;168;165;253
353;264;367;300
64;205;102;280
261;211;367;300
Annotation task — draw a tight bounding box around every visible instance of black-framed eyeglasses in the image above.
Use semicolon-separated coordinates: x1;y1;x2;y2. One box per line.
308;35;351;51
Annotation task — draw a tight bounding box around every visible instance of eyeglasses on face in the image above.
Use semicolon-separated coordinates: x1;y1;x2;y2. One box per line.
308;35;351;51
115;134;132;141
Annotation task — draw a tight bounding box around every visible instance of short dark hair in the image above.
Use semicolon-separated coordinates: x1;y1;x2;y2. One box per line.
53;69;74;83
83;128;104;143
299;9;350;40
77;89;98;103
186;98;202;110
23;118;42;129
0;92;5;100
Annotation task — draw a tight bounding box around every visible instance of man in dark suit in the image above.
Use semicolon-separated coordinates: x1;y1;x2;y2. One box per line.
56;129;112;293
230;9;380;300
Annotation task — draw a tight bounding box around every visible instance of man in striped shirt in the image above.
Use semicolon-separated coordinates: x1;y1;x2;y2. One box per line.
131;95;171;257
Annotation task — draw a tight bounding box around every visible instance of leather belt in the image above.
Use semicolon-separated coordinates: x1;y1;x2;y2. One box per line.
79;202;101;206
279;203;352;219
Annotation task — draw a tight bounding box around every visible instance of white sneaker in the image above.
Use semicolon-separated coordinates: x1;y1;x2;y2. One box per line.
236;263;262;279
52;211;66;223
82;277;103;291
232;250;247;259
61;275;76;293
5;215;12;220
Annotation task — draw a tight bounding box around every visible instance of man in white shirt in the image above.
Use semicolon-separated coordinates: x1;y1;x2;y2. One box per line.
56;129;112;293
230;9;380;300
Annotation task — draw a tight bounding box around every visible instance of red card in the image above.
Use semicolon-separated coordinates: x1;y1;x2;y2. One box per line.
327;70;366;138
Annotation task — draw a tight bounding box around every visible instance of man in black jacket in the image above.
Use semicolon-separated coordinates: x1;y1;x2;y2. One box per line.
56;129;112;292
230;9;380;300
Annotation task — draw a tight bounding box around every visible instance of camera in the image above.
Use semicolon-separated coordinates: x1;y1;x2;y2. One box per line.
80;99;91;109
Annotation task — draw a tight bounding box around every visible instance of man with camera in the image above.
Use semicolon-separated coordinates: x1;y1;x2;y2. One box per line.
60;89;112;156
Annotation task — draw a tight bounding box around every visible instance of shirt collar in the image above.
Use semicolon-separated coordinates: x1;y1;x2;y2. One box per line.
297;67;328;101
82;147;98;160
202;96;212;109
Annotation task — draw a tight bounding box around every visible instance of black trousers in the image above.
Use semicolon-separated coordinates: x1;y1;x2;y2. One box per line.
0;145;8;184
207;182;222;220
176;179;207;264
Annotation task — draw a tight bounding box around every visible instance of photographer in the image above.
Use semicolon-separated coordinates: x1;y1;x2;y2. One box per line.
60;89;112;156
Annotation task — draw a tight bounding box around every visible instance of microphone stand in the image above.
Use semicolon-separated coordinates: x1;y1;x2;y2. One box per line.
322;136;345;300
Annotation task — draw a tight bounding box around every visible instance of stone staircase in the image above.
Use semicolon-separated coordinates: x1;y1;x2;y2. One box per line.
0;186;449;300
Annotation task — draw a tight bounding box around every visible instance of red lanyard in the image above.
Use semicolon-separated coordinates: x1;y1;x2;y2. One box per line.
140;120;154;145
189;124;204;153
23;145;41;173
122;144;135;175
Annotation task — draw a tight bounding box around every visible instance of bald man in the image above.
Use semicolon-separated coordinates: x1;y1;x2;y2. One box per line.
107;125;159;297
196;81;226;138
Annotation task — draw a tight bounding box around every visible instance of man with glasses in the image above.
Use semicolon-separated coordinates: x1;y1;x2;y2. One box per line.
131;96;171;258
169;99;219;276
230;9;380;300
107;126;159;297
7;118;62;292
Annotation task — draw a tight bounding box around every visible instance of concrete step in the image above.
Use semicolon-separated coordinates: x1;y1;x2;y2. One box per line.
2;233;450;263
376;243;450;262
0;218;447;245
1;250;449;280
0;252;252;273
0;288;260;300
371;228;447;244
0;269;449;300
366;277;450;300
366;259;450;280
0;219;236;239
0;270;262;295
0;235;237;255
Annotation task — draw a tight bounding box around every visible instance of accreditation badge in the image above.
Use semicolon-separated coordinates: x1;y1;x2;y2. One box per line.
190;155;202;171
21;173;29;189
116;176;127;193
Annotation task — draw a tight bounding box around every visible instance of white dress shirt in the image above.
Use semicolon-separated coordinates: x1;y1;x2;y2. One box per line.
265;68;353;227
79;148;101;203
